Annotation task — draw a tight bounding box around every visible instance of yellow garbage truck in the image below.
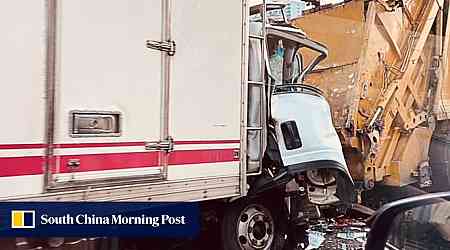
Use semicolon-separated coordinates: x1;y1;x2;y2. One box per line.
292;0;450;201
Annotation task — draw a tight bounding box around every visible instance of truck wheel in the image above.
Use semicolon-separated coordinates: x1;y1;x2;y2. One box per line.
221;198;286;250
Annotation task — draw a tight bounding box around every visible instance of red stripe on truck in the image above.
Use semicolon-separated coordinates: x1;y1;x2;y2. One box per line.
0;156;44;177
173;140;240;145
55;140;239;148
0;140;239;150
0;148;238;177
168;149;236;165
58;152;159;173
0;144;46;150
55;142;145;148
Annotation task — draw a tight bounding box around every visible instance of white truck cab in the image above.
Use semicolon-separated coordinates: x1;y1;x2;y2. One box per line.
223;4;355;249
247;2;353;205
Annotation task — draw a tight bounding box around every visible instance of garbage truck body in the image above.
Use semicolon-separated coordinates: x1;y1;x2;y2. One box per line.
292;0;450;197
0;1;352;249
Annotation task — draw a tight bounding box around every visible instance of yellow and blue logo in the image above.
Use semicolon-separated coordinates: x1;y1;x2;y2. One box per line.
11;210;35;229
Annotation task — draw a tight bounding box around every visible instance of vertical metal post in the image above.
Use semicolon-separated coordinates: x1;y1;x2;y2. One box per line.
430;7;444;114
436;7;443;56
240;0;249;196
160;0;172;179
44;0;58;189
440;0;450;116
246;0;267;176
261;0;268;163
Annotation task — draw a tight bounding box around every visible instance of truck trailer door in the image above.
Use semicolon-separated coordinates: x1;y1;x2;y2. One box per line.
0;1;47;197
50;0;165;186
167;0;242;181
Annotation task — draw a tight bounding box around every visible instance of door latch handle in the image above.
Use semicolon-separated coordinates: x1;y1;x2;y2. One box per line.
67;159;80;171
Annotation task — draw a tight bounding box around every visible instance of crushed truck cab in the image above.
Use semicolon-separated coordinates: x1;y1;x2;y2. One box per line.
271;84;348;174
247;2;353;205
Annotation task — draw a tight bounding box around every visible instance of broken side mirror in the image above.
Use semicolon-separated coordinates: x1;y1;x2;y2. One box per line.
366;192;450;250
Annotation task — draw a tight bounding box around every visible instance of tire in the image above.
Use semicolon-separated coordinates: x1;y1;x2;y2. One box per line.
221;197;286;250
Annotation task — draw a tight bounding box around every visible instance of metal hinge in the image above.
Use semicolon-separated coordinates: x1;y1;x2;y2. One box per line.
146;40;176;56
145;137;174;152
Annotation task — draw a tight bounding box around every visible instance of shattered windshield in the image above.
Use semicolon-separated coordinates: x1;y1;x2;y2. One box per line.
268;39;284;83
267;38;300;85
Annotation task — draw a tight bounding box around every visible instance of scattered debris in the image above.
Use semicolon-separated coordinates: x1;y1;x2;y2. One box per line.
305;217;369;249
305;230;326;250
336;231;366;240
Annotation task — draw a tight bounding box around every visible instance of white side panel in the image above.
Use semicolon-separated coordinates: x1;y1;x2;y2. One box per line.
55;167;161;182
54;0;163;180
0;1;46;198
173;143;240;151
56;0;161;143
167;162;240;180
3;176;240;202
0;175;44;198
0;1;46;144
170;0;242;140
0;149;45;158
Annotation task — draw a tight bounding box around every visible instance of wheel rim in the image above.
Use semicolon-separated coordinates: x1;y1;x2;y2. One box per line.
237;204;274;250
